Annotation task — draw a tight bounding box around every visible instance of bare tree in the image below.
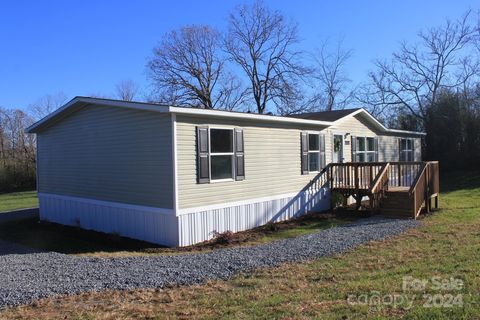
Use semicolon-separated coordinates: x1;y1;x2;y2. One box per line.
115;80;138;101
311;39;354;111
148;25;242;110
225;0;309;114
0;108;36;192
358;10;479;126
28;92;67;121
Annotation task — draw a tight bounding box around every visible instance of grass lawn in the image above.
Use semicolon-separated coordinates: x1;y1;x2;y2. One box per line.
0;191;38;213
0;210;355;257
2;171;479;319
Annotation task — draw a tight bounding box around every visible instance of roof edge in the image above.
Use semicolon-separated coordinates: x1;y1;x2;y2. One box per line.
26;97;333;133
168;106;333;126
26;97;171;133
333;108;426;136
26;97;426;136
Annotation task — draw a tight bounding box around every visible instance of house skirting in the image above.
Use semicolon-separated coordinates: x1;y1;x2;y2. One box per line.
176;188;330;247
38;189;330;247
38;193;179;247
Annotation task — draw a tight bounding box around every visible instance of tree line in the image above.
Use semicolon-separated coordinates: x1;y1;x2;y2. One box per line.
0;94;66;192
145;2;480;171
1;1;479;193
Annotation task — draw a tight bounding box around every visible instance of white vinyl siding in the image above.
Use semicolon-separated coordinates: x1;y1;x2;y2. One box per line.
36;105;173;208
326;114;377;163
176;113;422;209
326;114;422;163
176;115;327;209
378;135;422;162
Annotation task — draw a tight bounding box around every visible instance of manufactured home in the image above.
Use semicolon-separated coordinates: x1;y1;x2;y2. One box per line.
27;97;437;247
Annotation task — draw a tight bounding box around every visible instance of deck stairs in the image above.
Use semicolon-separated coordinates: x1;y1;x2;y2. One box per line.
310;161;440;219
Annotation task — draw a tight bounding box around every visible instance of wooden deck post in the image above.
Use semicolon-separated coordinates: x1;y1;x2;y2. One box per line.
398;163;401;186
354;164;361;209
425;165;430;214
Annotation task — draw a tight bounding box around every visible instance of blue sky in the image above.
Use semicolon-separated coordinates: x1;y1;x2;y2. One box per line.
0;0;476;109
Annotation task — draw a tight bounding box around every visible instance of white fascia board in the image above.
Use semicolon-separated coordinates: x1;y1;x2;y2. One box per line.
76;97;170;113
332;108;425;136
26;96;82;133
27;96;332;133
332;108;388;132
26;97;170;133
168;106;333;127
386;128;427;136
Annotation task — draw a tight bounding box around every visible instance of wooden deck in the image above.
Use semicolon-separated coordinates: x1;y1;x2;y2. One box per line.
311;161;440;219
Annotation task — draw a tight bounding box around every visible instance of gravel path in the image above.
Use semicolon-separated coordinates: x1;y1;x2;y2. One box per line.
0;217;420;308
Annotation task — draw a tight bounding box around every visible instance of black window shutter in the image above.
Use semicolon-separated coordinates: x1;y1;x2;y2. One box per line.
331;133;335;163
411;138;415;161
374;137;379;161
398;138;403;162
196;126;210;184
351;136;357;162
234;128;245;181
320;134;326;170
301;132;309;174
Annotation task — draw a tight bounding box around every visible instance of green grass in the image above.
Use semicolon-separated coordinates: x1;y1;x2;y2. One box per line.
0;191;38;212
2;171;479;319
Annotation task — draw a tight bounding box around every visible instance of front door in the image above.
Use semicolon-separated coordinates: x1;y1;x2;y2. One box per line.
333;134;344;163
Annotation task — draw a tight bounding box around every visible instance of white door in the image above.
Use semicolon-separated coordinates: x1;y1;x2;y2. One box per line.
333;134;344;163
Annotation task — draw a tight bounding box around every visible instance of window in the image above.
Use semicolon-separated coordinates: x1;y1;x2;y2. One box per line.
210;129;234;180
355;137;376;162
301;132;325;174
197;126;245;184
400;138;414;162
308;134;320;171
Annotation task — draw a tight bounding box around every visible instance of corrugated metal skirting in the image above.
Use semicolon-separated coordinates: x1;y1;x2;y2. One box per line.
38;193;178;247
177;188;330;247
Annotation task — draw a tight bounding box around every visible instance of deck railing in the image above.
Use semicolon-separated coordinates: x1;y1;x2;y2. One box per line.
368;163;390;212
410;161;440;218
388;162;423;188
329;162;385;190
323;161;439;217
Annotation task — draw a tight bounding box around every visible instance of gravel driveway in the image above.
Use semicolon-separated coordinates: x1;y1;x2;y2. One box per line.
0;217;420;308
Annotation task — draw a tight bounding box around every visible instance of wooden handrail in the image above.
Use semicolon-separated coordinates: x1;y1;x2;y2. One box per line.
408;162;428;194
408;161;440;218
368;163;390;194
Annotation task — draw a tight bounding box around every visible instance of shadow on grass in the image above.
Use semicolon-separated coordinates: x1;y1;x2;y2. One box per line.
440;170;480;193
0;218;162;255
0;211;361;256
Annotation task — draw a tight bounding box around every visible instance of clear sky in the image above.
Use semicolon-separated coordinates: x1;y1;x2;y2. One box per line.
0;0;477;109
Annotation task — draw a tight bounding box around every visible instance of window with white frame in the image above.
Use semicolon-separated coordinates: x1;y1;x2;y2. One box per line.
308;134;320;171
210;128;234;180
355;137;376;162
399;138;414;162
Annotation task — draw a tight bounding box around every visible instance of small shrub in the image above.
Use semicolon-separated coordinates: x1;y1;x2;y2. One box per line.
264;221;279;232
331;191;345;209
211;230;235;245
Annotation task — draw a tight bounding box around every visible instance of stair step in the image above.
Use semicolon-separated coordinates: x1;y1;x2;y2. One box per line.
380;208;413;217
381;205;412;211
385;194;410;199
383;199;411;204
